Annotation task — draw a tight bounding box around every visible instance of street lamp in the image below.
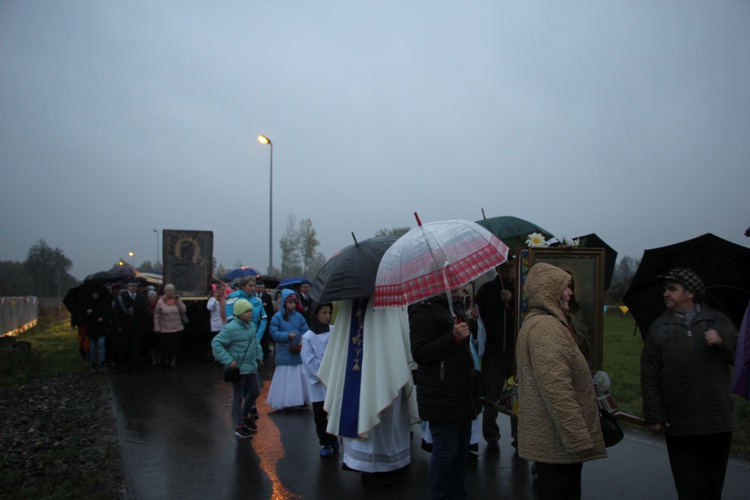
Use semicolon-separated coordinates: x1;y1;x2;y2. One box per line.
258;134;273;274
128;251;135;267
153;229;159;266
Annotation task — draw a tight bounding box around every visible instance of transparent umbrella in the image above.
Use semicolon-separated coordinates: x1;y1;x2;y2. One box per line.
374;214;508;316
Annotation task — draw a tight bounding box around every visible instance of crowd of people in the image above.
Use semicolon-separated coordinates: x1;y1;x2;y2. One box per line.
72;279;190;373
70;262;741;500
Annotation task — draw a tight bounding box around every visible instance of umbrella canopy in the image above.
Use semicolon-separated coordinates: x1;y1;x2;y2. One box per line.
223;267;261;281
310;236;397;304
573;233;618;290
374;218;508;310
732;304;750;400
278;276;311;290
83;265;138;285
109;265;138;278
476;215;555;255
63;282;110;316
135;272;163;286
255;274;281;289
83;270;118;285
622;233;750;338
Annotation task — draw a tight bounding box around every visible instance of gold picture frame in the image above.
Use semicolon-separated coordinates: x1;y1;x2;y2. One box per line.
516;247;606;372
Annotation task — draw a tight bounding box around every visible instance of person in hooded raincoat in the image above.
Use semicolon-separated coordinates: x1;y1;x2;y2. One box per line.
516;263;606;500
266;289;310;410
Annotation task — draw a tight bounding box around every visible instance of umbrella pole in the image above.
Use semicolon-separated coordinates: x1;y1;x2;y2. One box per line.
443;262;455;318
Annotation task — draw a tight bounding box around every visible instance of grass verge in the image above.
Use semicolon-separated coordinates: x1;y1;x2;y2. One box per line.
0;320;124;499
0;320;90;387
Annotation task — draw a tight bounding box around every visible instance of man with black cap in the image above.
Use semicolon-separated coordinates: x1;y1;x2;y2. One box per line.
113;279;148;373
641;267;739;500
297;280;313;322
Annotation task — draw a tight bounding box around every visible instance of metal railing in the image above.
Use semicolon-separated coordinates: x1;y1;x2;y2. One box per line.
0;296;38;337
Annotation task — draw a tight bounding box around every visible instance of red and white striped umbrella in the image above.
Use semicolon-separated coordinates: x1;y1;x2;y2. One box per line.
374;216;508;310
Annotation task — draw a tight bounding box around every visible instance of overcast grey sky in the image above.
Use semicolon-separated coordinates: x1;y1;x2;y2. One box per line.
1;1;748;281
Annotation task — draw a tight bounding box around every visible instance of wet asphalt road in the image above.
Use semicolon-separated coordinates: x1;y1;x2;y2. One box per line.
109;355;750;500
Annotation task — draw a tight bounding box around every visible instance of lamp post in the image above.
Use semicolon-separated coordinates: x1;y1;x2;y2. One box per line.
258;134;273;274
153;229;159;266
128;251;135;267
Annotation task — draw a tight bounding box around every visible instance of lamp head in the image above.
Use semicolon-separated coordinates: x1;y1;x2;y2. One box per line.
258;135;272;145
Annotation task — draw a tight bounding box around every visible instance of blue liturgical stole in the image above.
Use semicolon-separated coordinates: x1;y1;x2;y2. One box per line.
338;297;368;438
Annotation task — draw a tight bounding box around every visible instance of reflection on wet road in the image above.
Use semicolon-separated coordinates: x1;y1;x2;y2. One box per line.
110;357;750;500
253;379;302;500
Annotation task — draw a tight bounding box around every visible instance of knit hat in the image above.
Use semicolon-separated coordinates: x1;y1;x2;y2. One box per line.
285;293;299;304
233;298;253;316
658;268;706;300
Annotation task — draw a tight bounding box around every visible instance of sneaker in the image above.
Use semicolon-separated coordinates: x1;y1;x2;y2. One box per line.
320;445;334;457
90;365;98;373
250;409;259;420
97;364;107;372
235;426;253;439
243;418;258;433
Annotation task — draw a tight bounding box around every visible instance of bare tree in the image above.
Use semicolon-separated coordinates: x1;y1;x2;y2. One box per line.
298;218;320;276
605;255;641;304
375;226;411;238
279;215;303;277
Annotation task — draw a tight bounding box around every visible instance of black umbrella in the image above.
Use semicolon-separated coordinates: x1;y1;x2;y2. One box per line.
63;282;110;316
108;265;138;279
310;235;397;304
83;270;118;285
622;233;750;339
573;233;618;291
255;274;281;289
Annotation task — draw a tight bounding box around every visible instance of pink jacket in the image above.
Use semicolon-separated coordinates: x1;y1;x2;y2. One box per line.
154;297;186;333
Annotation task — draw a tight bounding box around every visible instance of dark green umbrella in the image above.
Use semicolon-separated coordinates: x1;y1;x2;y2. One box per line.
476;215;555;254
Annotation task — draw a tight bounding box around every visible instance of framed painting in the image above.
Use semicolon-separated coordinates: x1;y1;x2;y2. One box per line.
516;247;605;372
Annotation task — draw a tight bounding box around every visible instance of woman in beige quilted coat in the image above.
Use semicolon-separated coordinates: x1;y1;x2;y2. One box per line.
516;263;606;499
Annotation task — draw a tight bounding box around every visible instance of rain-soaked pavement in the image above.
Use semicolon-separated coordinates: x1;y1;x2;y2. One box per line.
109;354;750;500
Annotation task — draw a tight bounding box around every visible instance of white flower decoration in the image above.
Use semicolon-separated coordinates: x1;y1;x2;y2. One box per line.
559;236;580;247
526;232;547;248
593;371;611;391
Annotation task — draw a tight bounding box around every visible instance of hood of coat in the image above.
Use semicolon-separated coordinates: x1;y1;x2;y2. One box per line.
280;288;298;306
524;262;571;325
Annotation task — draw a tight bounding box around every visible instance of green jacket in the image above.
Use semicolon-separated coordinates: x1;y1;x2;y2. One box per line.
211;317;262;375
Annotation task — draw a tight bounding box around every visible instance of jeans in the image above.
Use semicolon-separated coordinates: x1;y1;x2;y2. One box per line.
232;373;260;426
665;432;732;500
89;336;105;364
428;420;472;500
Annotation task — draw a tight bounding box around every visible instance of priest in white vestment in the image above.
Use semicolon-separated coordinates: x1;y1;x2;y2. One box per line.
318;297;419;475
